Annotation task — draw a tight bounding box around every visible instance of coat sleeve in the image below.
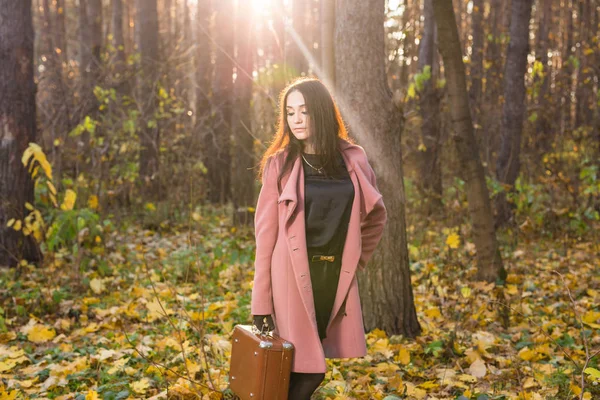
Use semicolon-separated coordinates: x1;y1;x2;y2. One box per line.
357;156;387;271
250;157;279;315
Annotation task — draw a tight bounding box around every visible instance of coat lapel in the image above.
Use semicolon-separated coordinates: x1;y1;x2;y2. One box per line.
277;156;318;331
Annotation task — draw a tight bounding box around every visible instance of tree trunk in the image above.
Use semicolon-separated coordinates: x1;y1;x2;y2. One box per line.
55;0;67;63
495;0;533;227
112;0;126;68
125;0;134;55
417;0;442;216
469;0;484;133
482;0;506;168
79;0;92;91
204;0;233;204
320;0;335;87
195;0;211;127
231;0;255;224
432;0;506;283
290;0;308;76
136;0;161;196
575;0;594;128
533;0;552;156
399;0;412;90
336;0;421;337
0;0;42;267
88;0;103;83
560;0;574;134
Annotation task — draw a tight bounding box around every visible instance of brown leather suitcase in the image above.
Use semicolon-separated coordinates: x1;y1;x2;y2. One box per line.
229;324;294;400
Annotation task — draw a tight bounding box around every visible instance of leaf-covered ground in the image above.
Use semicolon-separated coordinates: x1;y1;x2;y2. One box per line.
1;210;599;400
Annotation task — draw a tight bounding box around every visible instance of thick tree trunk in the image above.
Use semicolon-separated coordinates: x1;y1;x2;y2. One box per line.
417;0;442;215
136;0;161;196
231;0;255;223
336;0;421;337
0;0;42;267
204;0;233;204
432;0;506;283
320;0;335;86
495;0;533;227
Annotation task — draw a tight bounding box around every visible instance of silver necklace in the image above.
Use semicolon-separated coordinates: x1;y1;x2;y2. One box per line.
301;153;324;174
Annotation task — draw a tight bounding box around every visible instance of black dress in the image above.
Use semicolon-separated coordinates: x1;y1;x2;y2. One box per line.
302;151;354;340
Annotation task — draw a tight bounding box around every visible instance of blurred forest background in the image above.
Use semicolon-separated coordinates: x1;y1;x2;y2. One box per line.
1;0;599;399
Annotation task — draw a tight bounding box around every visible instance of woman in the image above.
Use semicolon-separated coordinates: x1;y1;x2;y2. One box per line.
251;78;387;399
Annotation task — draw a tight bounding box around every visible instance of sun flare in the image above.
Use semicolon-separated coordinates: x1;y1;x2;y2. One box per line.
252;0;274;14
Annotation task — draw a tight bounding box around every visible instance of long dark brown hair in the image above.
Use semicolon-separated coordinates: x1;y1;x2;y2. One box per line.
258;77;353;192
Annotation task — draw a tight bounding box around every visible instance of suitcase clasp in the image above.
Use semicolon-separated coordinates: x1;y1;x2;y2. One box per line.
259;340;273;349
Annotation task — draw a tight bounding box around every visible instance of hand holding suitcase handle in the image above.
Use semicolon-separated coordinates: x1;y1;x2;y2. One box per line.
252;314;275;333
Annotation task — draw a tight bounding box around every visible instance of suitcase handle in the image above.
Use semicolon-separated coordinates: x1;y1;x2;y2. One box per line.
251;324;274;337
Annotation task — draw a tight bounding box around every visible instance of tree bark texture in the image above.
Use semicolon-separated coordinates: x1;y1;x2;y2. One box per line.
432;0;506;283
136;0;161;196
231;0;255;217
205;0;233;204
0;0;42;267
495;0;533;227
335;0;421;337
417;0;443;215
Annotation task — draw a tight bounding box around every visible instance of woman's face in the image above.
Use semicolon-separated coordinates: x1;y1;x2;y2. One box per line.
286;91;311;142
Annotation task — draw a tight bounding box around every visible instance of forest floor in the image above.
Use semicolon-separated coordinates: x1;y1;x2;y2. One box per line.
0;209;599;400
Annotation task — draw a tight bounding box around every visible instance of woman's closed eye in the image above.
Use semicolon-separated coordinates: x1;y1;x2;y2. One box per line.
287;111;309;116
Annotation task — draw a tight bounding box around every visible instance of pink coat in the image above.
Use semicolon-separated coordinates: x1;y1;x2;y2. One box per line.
250;139;387;373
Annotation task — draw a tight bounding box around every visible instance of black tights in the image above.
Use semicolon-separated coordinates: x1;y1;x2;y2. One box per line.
287;372;325;400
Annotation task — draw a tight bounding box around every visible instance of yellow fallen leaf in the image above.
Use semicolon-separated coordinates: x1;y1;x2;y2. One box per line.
446;232;460;249
27;325;56;343
107;357;129;375
584;367;600;381
518;347;536;361
405;382;427;399
0;388;18;400
131;377;151;394
468;358;486;378
85;390;100;400
0;360;17;373
461;286;471;298
523;376;537;388
89;278;105;294
396;347;410;365
424;307;441;319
